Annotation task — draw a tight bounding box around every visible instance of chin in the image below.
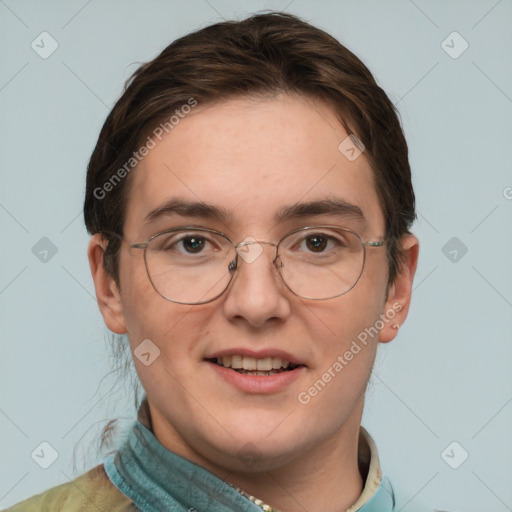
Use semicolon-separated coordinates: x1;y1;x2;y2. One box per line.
207;437;305;474
194;422;312;472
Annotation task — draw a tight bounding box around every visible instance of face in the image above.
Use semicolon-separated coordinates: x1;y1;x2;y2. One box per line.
90;94;417;475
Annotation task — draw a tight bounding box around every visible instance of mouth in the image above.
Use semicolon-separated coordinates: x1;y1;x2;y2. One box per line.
206;355;305;376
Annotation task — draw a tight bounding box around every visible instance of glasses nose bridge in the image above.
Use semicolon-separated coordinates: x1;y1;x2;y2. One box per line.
234;239;279;261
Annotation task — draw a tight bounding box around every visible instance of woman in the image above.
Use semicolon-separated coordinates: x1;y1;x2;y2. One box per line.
6;11;418;511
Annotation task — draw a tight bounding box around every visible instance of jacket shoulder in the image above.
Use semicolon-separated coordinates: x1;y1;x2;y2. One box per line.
3;464;136;512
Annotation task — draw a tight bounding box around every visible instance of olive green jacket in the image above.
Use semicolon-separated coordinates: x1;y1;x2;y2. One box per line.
3;464;136;512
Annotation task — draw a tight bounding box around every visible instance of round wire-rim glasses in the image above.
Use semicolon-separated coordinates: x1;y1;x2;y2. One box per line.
127;225;386;305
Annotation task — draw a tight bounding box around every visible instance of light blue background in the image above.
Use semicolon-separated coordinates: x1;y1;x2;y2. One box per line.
1;1;511;511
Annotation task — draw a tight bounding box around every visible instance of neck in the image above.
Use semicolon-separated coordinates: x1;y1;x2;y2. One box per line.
227;408;364;512
149;399;365;512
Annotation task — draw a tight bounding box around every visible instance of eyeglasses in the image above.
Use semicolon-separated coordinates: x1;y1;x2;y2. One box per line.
127;225;386;305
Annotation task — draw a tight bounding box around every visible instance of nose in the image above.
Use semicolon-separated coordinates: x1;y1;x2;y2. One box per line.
221;241;291;328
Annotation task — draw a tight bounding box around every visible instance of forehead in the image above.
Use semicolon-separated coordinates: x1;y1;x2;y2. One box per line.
124;94;383;236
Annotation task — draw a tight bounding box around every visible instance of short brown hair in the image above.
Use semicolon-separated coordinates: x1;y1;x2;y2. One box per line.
84;11;415;286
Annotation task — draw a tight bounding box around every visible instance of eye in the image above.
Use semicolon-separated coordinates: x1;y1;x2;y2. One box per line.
155;232;214;255
304;235;329;252
281;229;355;260
297;233;345;253
179;235;206;253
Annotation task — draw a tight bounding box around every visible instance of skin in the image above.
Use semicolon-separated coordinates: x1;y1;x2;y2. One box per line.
89;94;418;511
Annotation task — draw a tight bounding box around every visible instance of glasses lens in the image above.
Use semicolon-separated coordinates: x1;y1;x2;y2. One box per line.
144;229;235;304
278;227;365;299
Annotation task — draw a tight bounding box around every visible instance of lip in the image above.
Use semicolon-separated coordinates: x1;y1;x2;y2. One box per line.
206;348;305;366
206;360;306;394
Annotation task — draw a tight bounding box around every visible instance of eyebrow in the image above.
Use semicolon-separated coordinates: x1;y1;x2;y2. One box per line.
275;198;365;224
144;197;365;225
144;198;231;224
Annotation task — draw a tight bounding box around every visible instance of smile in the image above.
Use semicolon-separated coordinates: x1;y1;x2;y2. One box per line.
205;348;307;393
209;355;302;376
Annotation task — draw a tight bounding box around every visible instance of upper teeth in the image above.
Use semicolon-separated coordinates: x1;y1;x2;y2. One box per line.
218;355;290;371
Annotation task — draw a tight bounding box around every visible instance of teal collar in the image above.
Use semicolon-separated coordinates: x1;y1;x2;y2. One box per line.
103;402;395;511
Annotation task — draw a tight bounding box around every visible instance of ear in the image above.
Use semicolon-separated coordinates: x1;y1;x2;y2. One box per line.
88;234;127;335
379;234;419;343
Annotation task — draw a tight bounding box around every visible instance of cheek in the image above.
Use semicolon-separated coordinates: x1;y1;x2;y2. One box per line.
304;275;386;357
118;251;216;378
296;306;379;430
118;260;155;339
298;265;387;406
120;294;205;404
307;301;380;387
117;252;185;362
